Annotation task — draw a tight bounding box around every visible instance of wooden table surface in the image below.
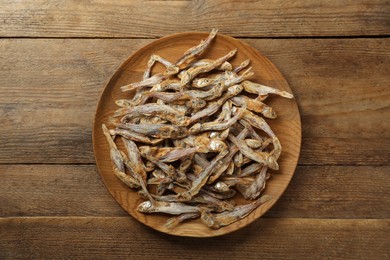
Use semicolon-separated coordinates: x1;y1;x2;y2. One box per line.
1;1;389;259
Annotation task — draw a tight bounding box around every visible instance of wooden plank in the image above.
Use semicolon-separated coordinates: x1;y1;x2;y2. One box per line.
1;165;388;219
0;38;151;164
266;166;390;218
0;38;389;164
0;217;388;259
0;0;389;38
0;165;126;217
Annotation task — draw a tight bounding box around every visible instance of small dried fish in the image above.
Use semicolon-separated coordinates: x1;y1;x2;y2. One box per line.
150;79;181;92
200;195;271;229
110;128;163;145
138;200;200;215
120;148;153;201
175;28;218;67
234;59;250;73
121;74;166;92
102;124;124;172
113;168;140;189
102;124;140;189
138;146;197;163
118;123;188;139
188;59;232;72
114;103;184;118
121;138;147;181
242;81;293;99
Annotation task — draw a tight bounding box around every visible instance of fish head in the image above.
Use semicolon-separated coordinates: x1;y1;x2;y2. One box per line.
137;201;153;213
267;155;279;170
209;140;227;153
176;126;189;138
138;146;150;157
231;106;238;115
186;98;206;110
177;191;192;201
200;211;217;229
215;182;229;193
228;85;243;96
180;71;191;86
177;70;186;79
158;126;174;139
262;106;277;119
220;61;232;71
193;78;211;88
164;65;179;76
189;123;202;134
176;116;189;126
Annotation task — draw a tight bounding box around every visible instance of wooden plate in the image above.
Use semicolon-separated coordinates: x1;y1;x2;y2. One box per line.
93;32;301;237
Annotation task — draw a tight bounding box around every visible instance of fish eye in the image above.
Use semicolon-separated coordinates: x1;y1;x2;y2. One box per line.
143;201;152;209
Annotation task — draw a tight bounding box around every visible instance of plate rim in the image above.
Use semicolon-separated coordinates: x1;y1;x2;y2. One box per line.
92;31;302;237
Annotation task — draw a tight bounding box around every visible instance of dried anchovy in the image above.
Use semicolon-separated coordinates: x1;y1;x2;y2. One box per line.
102;29;294;229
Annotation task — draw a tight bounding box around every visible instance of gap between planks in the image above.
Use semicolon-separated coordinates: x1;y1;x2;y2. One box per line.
0;216;388;221
0;35;389;40
0;163;388;166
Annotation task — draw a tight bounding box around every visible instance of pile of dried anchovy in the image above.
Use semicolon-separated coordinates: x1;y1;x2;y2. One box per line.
102;29;293;229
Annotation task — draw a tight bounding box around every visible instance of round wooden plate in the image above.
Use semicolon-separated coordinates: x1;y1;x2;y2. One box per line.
93;32;301;237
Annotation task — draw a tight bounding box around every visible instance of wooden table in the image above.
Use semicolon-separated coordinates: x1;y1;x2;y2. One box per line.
1;1;389;258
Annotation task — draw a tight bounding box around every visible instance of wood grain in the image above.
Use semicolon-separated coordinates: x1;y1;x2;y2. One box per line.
1;217;388;259
1;165;388;219
93;32;301;237
0;0;389;38
0;165;390;219
0;165;125;217
0;38;388;165
1;0;388;256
